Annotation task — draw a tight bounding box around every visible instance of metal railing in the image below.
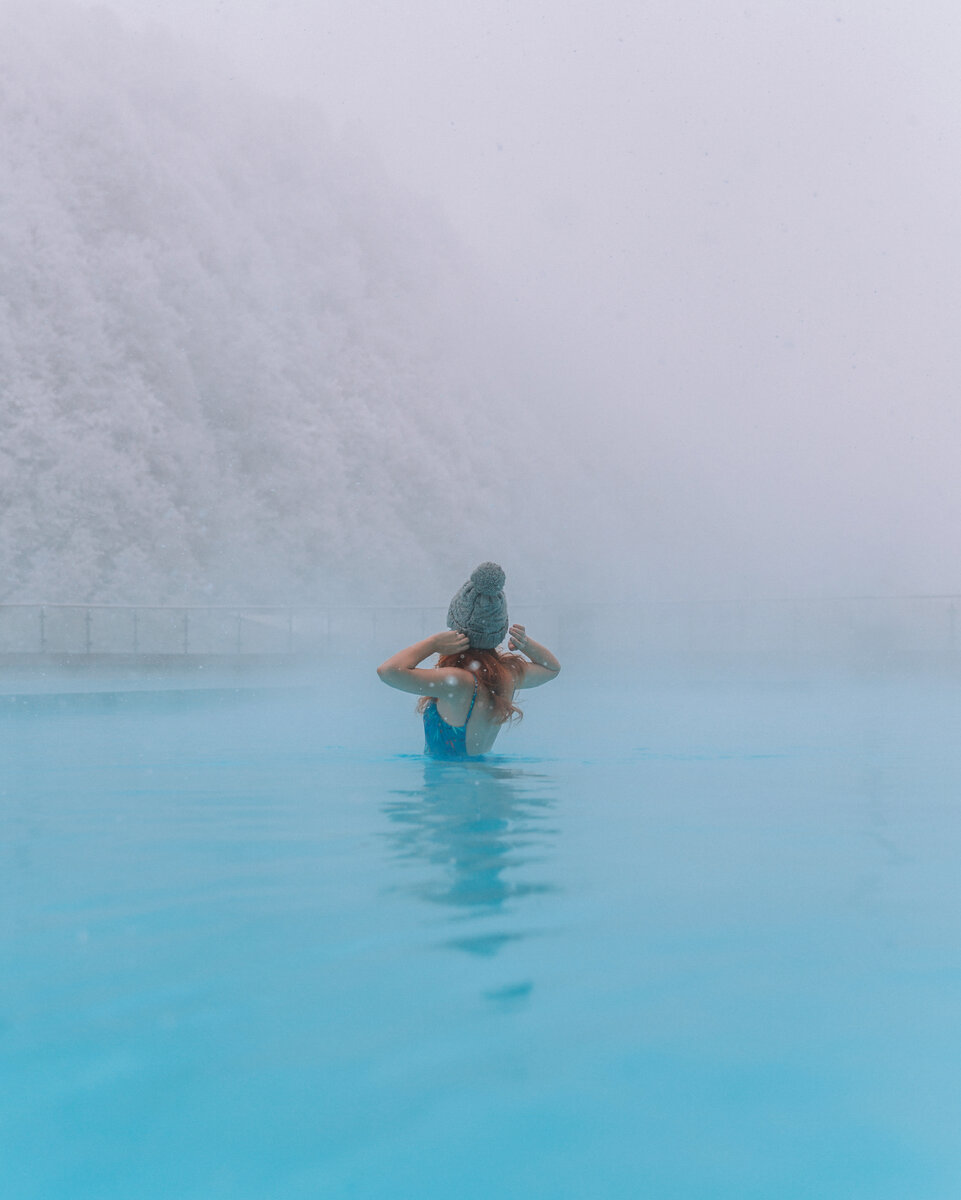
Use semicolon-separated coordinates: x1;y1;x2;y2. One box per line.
0;603;454;657
0;596;959;663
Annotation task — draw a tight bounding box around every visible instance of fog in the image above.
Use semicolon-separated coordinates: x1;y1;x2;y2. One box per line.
3;0;960;610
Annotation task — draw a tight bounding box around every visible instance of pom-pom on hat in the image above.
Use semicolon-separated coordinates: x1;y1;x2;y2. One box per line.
447;562;509;649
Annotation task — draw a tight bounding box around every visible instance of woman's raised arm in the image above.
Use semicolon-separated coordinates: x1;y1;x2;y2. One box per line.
376;631;471;695
508;624;561;689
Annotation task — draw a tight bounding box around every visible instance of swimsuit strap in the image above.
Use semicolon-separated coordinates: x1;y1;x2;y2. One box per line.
465;679;479;724
422;679;480;760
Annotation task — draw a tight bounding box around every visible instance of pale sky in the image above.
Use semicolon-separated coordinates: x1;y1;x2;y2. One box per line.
77;1;961;596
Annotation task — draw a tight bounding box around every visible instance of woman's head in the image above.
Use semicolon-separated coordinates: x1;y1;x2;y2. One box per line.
418;647;524;725
446;562;509;649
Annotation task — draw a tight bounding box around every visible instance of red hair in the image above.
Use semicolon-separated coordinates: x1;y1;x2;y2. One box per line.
417;648;524;725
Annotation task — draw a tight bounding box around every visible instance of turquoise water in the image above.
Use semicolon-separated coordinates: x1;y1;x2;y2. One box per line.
3;666;961;1198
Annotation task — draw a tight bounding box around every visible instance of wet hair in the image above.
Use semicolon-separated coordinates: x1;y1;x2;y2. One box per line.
417;647;524;725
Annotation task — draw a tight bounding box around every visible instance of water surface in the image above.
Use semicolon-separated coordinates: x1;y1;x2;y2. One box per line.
3;667;961;1198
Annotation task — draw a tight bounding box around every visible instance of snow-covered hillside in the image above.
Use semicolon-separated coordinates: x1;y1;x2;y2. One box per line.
0;2;578;604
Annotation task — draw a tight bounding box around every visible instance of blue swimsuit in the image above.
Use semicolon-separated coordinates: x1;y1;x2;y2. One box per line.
423;681;479;759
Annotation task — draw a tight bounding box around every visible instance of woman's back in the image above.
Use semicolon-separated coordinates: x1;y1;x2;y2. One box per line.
423;679;483;758
423;664;518;757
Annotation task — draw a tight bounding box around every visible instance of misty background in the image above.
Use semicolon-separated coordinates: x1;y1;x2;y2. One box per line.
2;0;960;611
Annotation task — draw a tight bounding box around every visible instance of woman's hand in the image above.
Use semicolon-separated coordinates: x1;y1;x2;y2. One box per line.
508;624;561;685
431;630;469;656
508;624;529;653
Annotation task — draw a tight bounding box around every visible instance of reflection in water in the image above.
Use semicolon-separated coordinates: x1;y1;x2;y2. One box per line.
383;759;558;959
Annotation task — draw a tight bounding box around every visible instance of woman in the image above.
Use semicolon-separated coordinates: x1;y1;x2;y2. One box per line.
377;562;560;759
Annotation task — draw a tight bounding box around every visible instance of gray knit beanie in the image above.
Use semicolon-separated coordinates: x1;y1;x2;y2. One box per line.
446;562;509;650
